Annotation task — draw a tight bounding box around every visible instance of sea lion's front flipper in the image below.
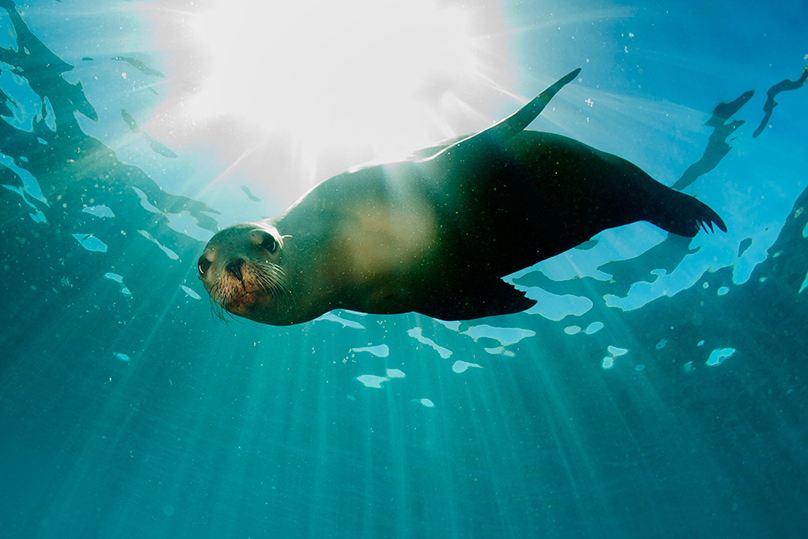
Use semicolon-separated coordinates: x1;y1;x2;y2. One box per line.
430;67;581;162
417;278;537;321
480;67;581;141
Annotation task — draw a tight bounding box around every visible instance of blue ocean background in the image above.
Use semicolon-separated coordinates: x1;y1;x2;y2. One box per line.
1;1;806;537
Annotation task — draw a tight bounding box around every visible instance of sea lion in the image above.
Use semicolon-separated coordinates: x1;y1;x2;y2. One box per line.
198;68;726;325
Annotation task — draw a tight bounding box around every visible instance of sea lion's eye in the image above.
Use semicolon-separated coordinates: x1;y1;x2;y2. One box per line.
198;256;211;276
261;235;278;254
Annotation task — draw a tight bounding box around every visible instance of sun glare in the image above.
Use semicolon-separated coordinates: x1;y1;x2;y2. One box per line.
184;0;499;156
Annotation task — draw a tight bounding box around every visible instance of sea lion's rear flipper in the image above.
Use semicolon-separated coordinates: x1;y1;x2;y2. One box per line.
592;148;728;237
429;68;581;162
417;278;537;321
642;181;728;236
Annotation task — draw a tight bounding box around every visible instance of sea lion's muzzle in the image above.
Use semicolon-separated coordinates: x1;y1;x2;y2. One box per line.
225;258;245;281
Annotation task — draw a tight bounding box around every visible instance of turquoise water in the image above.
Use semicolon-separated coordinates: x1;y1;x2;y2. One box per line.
1;1;807;537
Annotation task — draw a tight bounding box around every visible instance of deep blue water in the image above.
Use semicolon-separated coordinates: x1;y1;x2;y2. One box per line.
1;1;807;538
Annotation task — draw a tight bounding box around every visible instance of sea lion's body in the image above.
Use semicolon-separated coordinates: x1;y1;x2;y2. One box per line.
198;69;726;325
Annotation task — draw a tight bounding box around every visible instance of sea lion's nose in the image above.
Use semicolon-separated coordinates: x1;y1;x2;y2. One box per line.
226;258;245;281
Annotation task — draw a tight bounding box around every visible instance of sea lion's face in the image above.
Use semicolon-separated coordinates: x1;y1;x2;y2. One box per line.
197;222;289;321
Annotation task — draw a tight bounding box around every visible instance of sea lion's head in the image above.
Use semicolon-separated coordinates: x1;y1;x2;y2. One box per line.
197;221;291;322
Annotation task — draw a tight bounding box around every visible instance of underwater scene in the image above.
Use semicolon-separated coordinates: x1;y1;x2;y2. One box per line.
1;0;806;537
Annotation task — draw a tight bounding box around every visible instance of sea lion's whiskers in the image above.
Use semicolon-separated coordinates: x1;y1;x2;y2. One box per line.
260;262;298;316
252;261;290;299
207;279;231;322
